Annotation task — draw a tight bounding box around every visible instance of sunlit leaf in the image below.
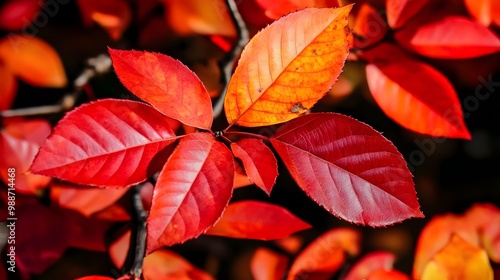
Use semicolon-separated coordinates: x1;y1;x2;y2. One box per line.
231;139;278;195
147;133;234;252
143;249;214;280
0;0;42;31
464;0;500;27
224;6;351;127
31;99;179;187
251;247;288;280
363;43;470;139
394;15;500;59
287;228;360;280
421;234;493;280
271;113;423;226
0;35;67;87
345;251;396;280
386;0;429;28
109;48;213;129
206;200;310;240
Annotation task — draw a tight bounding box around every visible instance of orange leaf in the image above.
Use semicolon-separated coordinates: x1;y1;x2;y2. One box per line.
464;0;500;27
77;0;131;40
421;234;493;280
0;63;16;111
162;0;236;37
345;251;396;280
464;203;500;262
287;228;360;280
251;248;288;280
0;35;67;87
363;43;470;139
224;6;351;127
143;249;213;280
351;3;387;49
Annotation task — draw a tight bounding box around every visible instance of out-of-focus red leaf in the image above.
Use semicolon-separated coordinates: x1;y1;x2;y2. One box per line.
362;43;470;139
109;229;131;269
465;203;500;262
76;277;116;280
224;7;351;127
394;15;500;59
368;269;409;280
31;100;178;187
237;0;274;27
255;0;339;19
230;139;278;195
162;0;236;37
108;48;213;129
77;0;131;40
61;209;111;252
345;251;396;280
0;0;42;31
143;249;214;280
270;113;423;226
0;119;51;194
420;234;493;280
275;235;304;254
352;3;387;49
16;203;69;275
386;0;429;28
251;247;288;280
147;133;234;253
206;200;310;240
464;0;500;27
140;182;154;212
50;182;128;217
0;35;67;87
91;203;130;221
287;228;361;280
0;60;17;111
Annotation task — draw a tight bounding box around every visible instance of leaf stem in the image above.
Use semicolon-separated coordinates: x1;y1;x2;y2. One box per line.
129;184;148;278
224;131;269;141
212;0;249;119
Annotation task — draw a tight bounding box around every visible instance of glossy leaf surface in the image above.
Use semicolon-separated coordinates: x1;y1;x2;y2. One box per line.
0;35;67;87
224;6;351;127
31;99;178;187
287;228;360;280
109;48;213;129
271;113;423;226
206;200;310;240
147;133;234;252
251;247;288;280
363;43;470;139
231;139;278;195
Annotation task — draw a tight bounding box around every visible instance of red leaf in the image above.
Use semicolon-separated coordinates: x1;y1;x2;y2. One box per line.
62;209;111;252
352;3;388;49
108;48;213;129
143;249;214;280
394;15;500;59
76;277;115;280
251;247;288;280
368;269;409;280
464;0;500;27
230;139;278;195
50;182;128;217
255;0;339;19
109;228;131;269
147;133;234;252
362;43;470;139
345;251;396;280
270;113;424;226
31;99;178;187
0;0;42;31
0;62;17;111
386;0;429;28
206;200;310;240
287;228;361;280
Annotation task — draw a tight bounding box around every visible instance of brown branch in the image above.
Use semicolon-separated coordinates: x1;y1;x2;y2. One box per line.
129;183;148;279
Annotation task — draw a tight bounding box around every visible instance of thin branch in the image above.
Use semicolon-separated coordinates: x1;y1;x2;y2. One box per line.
212;0;249;119
130;184;148;278
0;54;112;118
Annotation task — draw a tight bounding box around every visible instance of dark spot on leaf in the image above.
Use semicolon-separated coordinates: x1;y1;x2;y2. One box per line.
290;102;305;113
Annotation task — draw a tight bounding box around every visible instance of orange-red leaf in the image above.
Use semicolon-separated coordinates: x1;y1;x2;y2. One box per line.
420;234;493;280
368;269;409;280
143;249;214;280
109;229;131;269
76;277;115;280
0;35;67;87
464;0;500;27
352;3;387;49
230;139;278;195
147;133;234;252
363;43;470;139
162;0;236;37
0;0;42;31
271;113;423;226
255;0;339;19
465;203;500;262
206;200;310;240
31;99;178;187
386;0;429;28
345;251;396;280
251;248;288;280
108;48;212;129
77;0;131;41
0;63;17;111
224;6;351;127
287;228;360;280
394;15;500;59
